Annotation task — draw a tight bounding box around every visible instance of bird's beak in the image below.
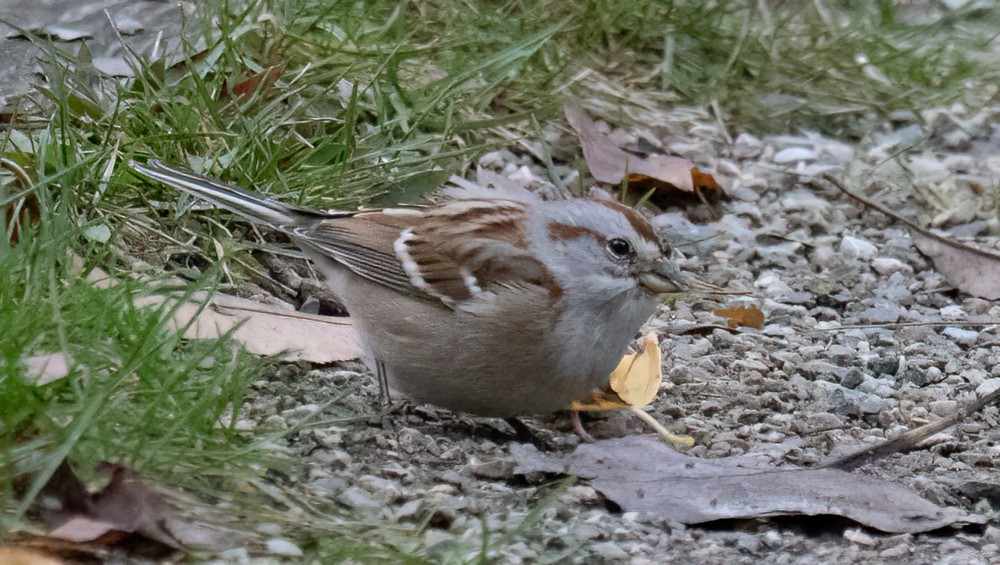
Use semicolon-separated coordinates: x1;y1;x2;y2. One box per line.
637;260;688;295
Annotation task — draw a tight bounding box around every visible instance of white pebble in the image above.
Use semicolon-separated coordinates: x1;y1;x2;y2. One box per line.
940;305;965;317
257;522;282;535
943;327;979;346
844;528;878;546
773;147;817;163
977;378;1000;397
840;235;878;260
266;539;303;557
871;257;912;276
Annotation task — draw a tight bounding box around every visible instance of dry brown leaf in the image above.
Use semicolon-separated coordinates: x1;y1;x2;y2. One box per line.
564;106;725;215
512;436;983;534
139;291;363;363
909;229;1000;300
41;463;182;550
713;305;765;330
31;460;222;559
825;174;1000;300
223;66;284;103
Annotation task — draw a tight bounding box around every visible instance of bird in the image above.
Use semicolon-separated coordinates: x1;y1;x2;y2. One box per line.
129;159;707;417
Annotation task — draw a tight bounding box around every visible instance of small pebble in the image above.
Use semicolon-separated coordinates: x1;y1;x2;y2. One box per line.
943;327;978;346
844;528;878;547
590;541;629;560
840;235;878;260
773;147;817;163
266;539;303;557
871;257;912;276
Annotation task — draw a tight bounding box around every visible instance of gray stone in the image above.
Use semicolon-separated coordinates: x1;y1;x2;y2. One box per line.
868;355;900;376
943;327;979;346
337;486;381;510
590;541;629;560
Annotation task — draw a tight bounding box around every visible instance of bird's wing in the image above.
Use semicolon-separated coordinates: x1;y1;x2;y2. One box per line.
299;200;553;308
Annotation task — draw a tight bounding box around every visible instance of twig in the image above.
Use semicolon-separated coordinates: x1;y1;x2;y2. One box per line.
809;320;1000;332
821;386;1000;471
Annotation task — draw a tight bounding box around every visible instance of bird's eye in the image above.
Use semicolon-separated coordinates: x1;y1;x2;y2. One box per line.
606;238;633;259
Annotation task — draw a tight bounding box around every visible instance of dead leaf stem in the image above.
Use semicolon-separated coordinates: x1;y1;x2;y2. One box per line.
628;406;694;448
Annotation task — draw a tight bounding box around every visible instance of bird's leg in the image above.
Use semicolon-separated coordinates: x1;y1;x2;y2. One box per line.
571;411;597;443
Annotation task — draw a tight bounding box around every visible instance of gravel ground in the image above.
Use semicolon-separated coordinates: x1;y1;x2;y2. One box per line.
5;2;1000;563
225;104;1000;563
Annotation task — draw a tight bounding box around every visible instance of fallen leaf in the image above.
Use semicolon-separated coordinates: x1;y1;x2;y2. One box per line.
571;334;693;446
571;332;662;411
75;260;362;363
48;517;123;545
713;305;765;330
564;106;725;215
609;332;661;407
825;174;1000;300
909;229;1000;300
223;66;284;103
38;462;181;551
512;436;983;534
140;291;363;363
23;353;72;386
31;460;223;558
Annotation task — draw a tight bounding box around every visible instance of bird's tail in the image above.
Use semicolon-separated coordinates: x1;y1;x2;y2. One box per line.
128;159;332;228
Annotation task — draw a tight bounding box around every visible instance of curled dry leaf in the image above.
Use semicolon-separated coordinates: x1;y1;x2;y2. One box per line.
2;157;41;245
713;305;765;330
22;460;224;560
571;333;693;447
512;436;983;534
564;105;724;216
45;463;183;550
571;332;662;411
609;332;662;407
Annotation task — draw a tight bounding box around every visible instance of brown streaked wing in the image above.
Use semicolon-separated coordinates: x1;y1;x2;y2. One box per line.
297;201;556;306
400;201;554;302
296;212;425;300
